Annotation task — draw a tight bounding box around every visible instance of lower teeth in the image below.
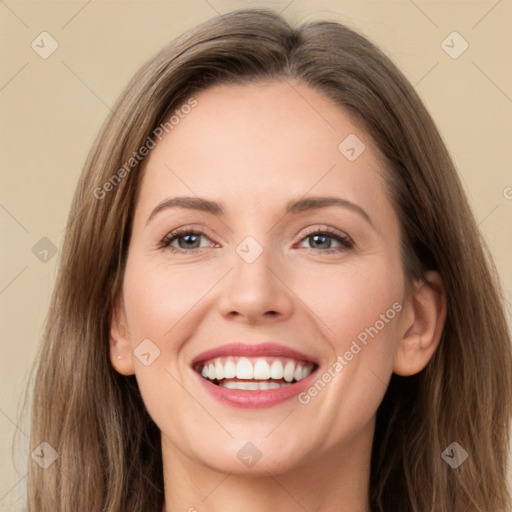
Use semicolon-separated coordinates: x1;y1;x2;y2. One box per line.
217;379;293;390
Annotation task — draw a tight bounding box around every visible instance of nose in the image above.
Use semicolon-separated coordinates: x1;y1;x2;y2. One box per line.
217;243;294;324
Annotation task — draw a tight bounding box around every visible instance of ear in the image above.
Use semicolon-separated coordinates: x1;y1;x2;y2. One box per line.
109;293;136;376
393;271;447;376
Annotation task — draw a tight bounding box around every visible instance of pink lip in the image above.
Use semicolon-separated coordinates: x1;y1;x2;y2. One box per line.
192;366;318;409
191;342;319;365
190;342;319;409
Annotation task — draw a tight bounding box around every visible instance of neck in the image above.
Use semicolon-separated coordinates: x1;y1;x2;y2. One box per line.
160;423;373;512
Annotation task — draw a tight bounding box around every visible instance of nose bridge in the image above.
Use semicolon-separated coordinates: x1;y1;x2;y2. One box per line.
218;232;293;321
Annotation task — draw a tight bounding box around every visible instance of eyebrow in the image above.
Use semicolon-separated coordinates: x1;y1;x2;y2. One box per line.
146;195;374;228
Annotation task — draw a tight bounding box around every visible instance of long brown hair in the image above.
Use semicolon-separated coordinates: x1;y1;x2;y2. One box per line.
24;9;512;511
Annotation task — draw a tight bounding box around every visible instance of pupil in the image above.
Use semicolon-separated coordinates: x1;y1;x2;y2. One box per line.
312;234;330;249
179;234;199;248
177;234;332;250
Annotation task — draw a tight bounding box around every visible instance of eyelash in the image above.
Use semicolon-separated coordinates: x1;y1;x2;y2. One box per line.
160;226;354;254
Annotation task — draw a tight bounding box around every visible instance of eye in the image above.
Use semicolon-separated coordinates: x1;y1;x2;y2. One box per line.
296;228;354;253
160;228;215;253
160;226;354;254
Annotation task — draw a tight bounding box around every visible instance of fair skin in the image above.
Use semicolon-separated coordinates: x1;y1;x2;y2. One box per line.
110;80;446;512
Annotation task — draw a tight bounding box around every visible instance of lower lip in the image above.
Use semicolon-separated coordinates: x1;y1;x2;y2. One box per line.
193;369;318;409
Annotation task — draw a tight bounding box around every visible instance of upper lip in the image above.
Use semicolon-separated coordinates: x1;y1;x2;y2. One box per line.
191;342;319;366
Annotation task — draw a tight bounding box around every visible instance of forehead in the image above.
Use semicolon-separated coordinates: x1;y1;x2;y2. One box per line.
136;80;392;224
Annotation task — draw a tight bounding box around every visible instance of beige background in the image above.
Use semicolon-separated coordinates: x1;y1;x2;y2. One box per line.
1;0;511;509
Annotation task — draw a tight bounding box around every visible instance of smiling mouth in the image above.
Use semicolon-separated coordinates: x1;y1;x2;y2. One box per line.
193;356;316;390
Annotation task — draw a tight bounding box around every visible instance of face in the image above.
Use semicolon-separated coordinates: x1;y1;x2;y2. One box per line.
111;80;410;476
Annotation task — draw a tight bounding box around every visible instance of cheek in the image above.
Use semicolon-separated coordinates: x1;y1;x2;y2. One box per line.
122;258;219;344
293;256;403;426
333;272;401;351
295;254;403;349
120;258;228;416
120;260;205;434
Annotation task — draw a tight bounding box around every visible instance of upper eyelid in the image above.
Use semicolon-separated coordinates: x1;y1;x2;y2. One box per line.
299;225;351;240
162;225;349;240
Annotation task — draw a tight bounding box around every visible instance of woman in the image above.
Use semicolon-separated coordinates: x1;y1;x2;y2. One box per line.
26;8;512;512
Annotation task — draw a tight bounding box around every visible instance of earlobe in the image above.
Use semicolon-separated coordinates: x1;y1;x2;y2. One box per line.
393;271;447;376
109;295;136;376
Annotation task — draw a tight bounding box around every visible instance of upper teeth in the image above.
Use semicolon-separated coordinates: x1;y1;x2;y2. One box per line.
199;356;314;383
